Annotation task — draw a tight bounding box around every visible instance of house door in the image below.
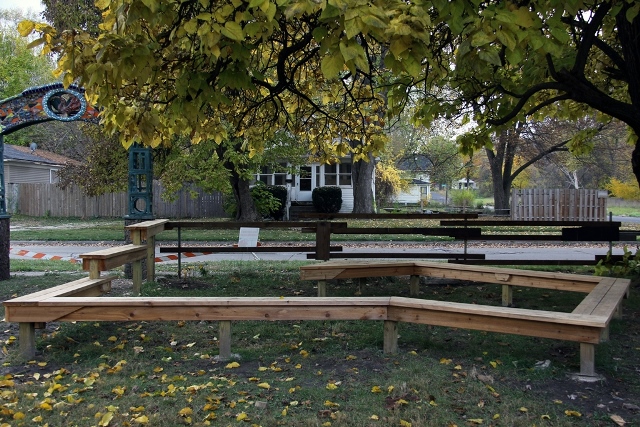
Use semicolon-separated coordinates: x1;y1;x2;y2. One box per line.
294;165;316;202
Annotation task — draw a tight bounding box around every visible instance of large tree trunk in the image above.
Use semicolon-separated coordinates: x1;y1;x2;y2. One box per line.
0;218;9;281
230;171;261;221
351;152;376;213
485;129;518;215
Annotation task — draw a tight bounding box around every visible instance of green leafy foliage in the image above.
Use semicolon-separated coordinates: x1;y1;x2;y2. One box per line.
595;246;640;278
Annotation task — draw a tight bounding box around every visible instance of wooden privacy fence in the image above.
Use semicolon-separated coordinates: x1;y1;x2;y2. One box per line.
6;182;226;218
511;189;608;221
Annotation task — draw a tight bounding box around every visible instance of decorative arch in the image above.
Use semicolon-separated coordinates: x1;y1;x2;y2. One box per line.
0;84;153;280
0;83;100;135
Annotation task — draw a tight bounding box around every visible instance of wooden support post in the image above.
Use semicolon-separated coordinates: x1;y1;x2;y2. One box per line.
218;321;231;361
315;221;331;261
410;275;420;297
356;278;364;295
19;323;36;359
147;235;156;283
579;343;596;377
383;320;398;354
88;260;100;280
317;280;327;297
132;259;142;296
501;285;513;307
614;303;623;319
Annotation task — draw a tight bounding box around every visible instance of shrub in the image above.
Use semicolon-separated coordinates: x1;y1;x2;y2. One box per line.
450;189;475;208
264;185;288;220
251;183;283;218
312;186;342;213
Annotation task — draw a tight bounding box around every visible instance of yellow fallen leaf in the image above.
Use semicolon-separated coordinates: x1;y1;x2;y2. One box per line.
553;399;563;404
257;382;270;389
32;416;43;422
489;361;497;368
133;415;149;424
179;407;193;416
440;358;452;364
519;407;528;412
300;350;309;357
541;415;551;420
98;412;114;426
324;400;340;407
226;362;240;369
326;383;338;390
564;410;582;417
281;407;288;416
258;367;267;371
236;412;249;421
108;336;117;342
468;419;483;424
409;350;418;355
493;414;500;419
387;385;394;393
400;420;412;427
454;365;462;370
13;412;25;420
370;414;379;420
346;355;357;360
371;386;382;393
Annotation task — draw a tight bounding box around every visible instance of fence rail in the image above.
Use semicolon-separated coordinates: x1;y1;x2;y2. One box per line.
511;189;608;221
6;182;226;218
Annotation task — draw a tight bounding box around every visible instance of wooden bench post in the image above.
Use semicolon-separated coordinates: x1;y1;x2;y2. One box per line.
19;322;36;359
410;275;420;297
317;280;327;297
383;320;398;354
218;321;232;361
580;343;596;377
130;229;144;296
501;285;513;307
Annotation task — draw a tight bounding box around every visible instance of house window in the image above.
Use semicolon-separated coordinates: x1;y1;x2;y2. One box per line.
256;163;287;186
324;163;351;186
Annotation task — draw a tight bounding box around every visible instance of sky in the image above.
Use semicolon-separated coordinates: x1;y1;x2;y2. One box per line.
0;0;44;15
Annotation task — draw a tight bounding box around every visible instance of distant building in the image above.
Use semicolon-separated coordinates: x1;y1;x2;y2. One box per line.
2;144;79;184
455;178;478;190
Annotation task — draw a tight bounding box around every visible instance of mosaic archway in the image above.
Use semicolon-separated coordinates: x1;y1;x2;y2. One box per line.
0;84;101;218
0;84;154;280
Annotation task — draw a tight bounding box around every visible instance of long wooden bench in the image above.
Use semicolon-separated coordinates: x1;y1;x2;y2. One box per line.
299;260;629;378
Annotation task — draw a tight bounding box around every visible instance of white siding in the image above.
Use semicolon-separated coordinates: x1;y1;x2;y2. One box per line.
5;163;58;184
393;185;422;204
340;188;354;212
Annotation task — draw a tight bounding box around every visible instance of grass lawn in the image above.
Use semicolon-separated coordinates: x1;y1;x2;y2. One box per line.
1;261;639;426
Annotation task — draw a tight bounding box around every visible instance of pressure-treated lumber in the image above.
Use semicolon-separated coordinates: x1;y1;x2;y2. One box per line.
80;244;147;273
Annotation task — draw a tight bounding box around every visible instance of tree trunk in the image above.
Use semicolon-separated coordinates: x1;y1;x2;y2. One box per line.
230;171;261;221
351;152;376;213
485;129;517;215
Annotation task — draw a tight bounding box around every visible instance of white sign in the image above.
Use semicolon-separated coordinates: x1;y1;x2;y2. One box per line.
238;227;260;247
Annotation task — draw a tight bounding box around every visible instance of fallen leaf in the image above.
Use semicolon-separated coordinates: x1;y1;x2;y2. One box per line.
326;383;338;390
98;412;114;426
257;382;270;389
400;420;412;427
610;414;626;426
226;362;240;369
564;410;582;417
371;386;382;393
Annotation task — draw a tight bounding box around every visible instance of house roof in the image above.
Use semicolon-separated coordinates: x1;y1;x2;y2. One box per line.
2;144;80;167
397;154;433;171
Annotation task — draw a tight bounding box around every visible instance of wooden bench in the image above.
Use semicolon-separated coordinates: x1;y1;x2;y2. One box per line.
4;276;115;357
299;260;629;378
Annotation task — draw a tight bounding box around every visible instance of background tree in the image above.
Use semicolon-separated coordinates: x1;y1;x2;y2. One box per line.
407;1;640;191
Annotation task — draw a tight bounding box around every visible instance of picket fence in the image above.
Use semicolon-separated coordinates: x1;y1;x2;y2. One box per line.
511;188;608;221
6;182;226;218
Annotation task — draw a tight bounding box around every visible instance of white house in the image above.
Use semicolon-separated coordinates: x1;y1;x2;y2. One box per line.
254;158;358;213
455;178;478;190
393;174;431;205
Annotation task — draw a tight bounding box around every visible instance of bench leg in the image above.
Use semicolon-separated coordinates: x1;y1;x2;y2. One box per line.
579;343;596;377
218;321;231;361
501;285;513;307
132;259;142;296
410;275;420;297
317;280;327;297
147;235;156;283
19;322;36;359
383;320;398;354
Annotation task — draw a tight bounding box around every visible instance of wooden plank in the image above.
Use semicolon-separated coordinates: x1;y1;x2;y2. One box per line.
383;320;398;354
447;259;600;266
572;277;617;315
297;213;479;220
164;221;347;230
440;220;620;227
311;253;485;260
80;244;147;271
218;321;231;361
387;304;603;343
4;276;115;304
159;246;343;253
300;262;417;280
125;219;169;240
19;323;36;359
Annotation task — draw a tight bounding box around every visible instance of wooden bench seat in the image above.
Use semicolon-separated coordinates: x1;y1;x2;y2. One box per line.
80;244;147;273
4;276;115;306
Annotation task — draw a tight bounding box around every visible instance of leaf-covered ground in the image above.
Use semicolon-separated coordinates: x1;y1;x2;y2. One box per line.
1;266;639;426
